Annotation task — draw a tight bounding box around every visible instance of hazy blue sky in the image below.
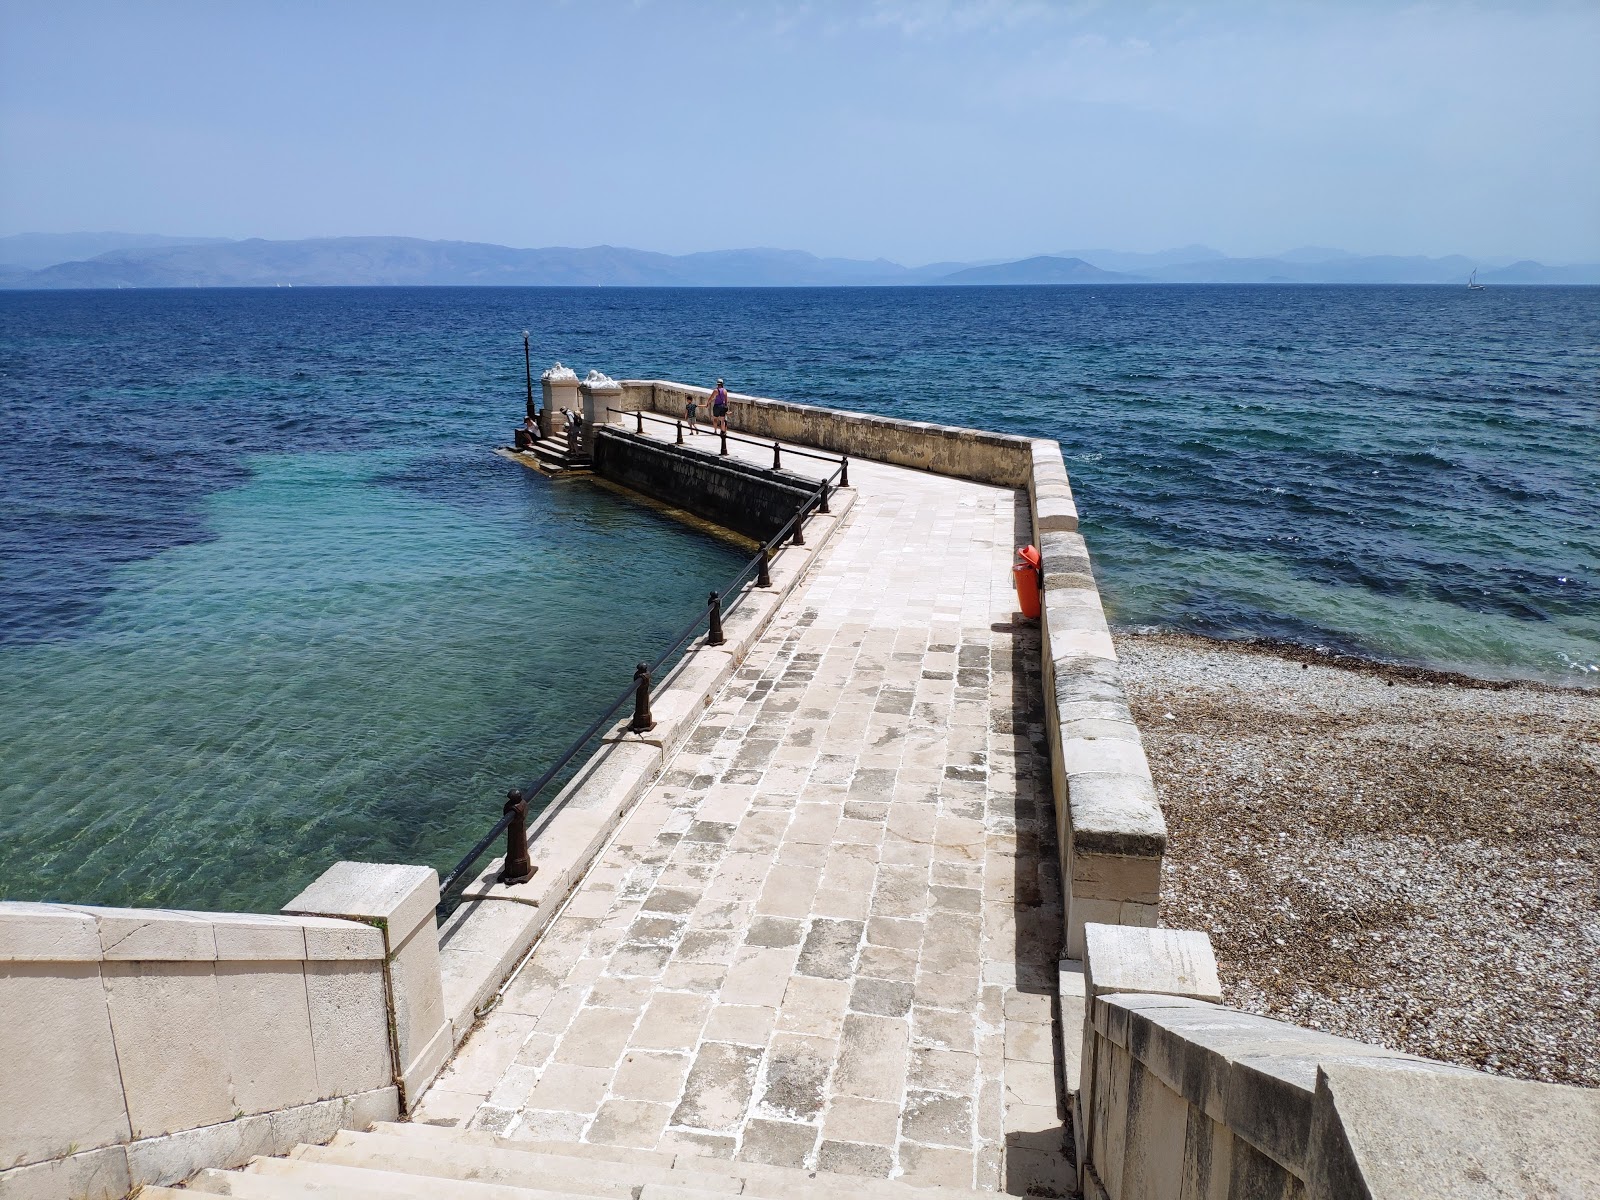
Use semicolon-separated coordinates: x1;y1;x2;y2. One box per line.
3;1;1596;263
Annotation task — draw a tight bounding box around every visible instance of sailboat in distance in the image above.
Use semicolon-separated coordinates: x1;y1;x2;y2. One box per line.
1468;268;1486;290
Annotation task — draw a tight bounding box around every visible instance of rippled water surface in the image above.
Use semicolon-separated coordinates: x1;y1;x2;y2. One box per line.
2;286;1595;909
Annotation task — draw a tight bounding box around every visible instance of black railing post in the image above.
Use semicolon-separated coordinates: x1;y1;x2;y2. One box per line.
635;410;644;434
792;506;807;546
840;457;850;488
818;481;831;514
773;442;782;470
676;420;684;445
707;591;726;646
523;332;535;423
499;790;534;885
629;662;657;733
757;546;772;588
719;428;729;457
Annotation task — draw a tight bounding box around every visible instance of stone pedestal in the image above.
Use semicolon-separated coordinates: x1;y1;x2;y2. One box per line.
284;862;450;1109
578;369;623;456
539;363;579;439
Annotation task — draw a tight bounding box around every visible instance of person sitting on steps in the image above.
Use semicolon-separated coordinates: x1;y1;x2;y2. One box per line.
514;415;538;451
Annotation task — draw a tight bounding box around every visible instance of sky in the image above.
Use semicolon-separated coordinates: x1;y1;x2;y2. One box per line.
2;1;1597;265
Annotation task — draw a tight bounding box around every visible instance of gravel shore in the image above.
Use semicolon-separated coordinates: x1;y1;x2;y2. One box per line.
1116;631;1599;1087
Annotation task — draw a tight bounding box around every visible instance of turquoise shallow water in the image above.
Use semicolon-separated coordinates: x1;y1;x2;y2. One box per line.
1;285;1595;911
0;440;747;911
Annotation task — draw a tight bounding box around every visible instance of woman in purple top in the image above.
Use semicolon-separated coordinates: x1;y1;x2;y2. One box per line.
710;379;729;433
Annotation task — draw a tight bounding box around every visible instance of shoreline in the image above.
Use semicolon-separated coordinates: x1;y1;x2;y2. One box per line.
1114;624;1597;693
1117;628;1599;1087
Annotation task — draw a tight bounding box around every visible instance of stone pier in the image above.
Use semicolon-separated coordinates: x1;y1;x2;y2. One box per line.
417;428;1074;1192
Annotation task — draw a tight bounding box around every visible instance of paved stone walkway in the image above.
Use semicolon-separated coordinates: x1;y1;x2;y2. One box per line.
417;446;1069;1194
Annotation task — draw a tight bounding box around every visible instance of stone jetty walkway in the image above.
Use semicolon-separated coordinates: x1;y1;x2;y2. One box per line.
417;437;1070;1194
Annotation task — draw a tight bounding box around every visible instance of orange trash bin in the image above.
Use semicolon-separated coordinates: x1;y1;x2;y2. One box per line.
1013;544;1042;619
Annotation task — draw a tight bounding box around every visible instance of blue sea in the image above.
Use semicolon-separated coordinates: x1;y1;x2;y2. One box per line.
2;286;1596;911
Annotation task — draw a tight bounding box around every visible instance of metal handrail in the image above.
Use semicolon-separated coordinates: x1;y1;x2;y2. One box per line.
437;454;846;915
604;406;851;474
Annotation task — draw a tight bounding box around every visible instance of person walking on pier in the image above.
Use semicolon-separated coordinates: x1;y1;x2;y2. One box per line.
710;378;730;434
684;391;701;435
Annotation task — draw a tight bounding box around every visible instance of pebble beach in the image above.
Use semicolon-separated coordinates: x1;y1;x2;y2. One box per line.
1118;631;1599;1087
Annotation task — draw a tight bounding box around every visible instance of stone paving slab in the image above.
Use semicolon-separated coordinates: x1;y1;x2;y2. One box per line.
417;445;1070;1195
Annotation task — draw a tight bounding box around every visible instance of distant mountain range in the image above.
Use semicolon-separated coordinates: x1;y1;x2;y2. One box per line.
1;233;1595;288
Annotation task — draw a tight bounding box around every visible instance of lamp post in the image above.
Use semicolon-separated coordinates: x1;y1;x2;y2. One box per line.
523;331;535;423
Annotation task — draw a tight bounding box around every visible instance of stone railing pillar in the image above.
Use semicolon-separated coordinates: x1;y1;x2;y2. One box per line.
579;369;623;455
1077;923;1222;1200
284;862;450;1109
539;362;579;439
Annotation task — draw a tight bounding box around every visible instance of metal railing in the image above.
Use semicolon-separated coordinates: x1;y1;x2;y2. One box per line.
437;446;848;916
605;406;850;486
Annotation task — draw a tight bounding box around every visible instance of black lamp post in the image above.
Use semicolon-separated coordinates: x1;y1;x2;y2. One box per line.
523;330;536;423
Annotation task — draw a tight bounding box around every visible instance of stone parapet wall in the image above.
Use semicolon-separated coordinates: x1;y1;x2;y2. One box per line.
1074;923;1600;1200
620;379;1035;488
0;902;399;1199
1026;439;1166;960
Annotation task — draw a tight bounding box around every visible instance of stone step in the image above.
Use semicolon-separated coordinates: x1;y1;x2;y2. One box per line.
194;1157;601;1200
301;1130;741;1196
369;1125;996;1199
372;1122;673;1169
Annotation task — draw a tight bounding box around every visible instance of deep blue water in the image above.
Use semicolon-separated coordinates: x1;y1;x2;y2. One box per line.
2;286;1596;910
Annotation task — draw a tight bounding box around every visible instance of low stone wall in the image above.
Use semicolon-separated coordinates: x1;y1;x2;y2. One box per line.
591;426;818;542
1026;439;1166;960
620;379;1034;488
0;902;399;1199
1074;923;1600;1200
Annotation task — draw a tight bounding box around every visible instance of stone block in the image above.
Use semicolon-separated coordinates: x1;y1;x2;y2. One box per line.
1180;1107;1235;1200
209;914;308;961
1227;1138;1300;1199
299;916;385;961
101;961;232;1139
1033;492;1080;535
0;902;101;962
1070;851;1163;905
214;962;319;1115
1083;926;1222;1006
123;1108;278;1188
1120;1060;1189;1200
0;963;130;1167
95;908;216;961
835;1013;909;1102
304;960;393;1097
1061;737;1154;784
283;861;438;948
1065;773;1166;858
1047;628;1119;663
0;1145;130;1200
1090;1039;1133;1200
1307;1059;1600;1200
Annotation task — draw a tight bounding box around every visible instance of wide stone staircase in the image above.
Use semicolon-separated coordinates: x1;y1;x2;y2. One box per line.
138;1122;1007;1200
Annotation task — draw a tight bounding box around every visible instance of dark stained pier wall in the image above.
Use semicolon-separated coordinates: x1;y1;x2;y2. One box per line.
591;428;816;542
